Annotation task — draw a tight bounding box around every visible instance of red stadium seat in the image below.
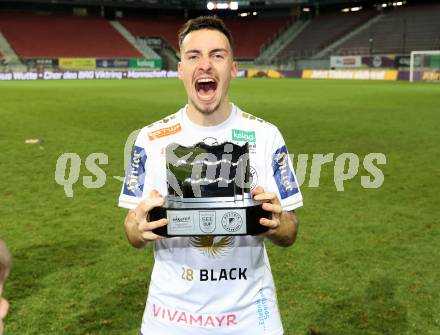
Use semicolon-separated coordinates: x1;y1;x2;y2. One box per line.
119;16;291;59
0;13;143;58
224;17;291;59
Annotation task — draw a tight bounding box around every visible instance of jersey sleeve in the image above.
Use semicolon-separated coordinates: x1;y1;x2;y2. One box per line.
118;129;150;209
266;128;303;211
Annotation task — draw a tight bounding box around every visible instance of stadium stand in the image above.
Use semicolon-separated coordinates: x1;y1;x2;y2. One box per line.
119;17;184;51
0;13;143;58
0;50;4;67
337;3;440;55
119;16;291;59
276;10;376;60
224;16;291;59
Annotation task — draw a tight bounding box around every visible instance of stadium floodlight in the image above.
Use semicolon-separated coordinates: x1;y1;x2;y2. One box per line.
342;6;362;12
207;1;238;10
409;50;440;82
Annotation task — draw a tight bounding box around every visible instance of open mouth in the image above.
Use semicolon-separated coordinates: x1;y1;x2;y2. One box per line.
195;78;218;101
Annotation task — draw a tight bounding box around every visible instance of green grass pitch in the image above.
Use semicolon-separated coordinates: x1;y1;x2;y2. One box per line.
0;78;439;334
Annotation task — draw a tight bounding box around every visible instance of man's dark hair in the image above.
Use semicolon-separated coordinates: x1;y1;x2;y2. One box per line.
178;16;233;50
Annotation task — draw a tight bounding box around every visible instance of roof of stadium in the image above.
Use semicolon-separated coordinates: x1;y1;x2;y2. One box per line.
2;0;432;10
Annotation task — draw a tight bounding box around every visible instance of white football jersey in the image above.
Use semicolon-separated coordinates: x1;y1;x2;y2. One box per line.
119;104;303;335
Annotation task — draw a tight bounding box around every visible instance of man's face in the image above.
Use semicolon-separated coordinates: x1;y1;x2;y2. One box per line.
178;29;237;115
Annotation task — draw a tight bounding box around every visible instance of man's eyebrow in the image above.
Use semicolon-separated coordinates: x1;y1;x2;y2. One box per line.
184;48;229;55
185;49;201;54
210;48;229;54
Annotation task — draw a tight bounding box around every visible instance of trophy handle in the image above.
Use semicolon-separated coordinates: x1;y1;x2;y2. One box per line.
149;206;168;237
246;204;270;236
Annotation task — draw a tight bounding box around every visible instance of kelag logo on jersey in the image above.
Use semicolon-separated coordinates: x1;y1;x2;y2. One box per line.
232;129;256;142
123;145;147;197
272;145;298;199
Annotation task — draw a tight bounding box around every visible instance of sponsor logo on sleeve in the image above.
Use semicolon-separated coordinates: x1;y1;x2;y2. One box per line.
123;145;147;197
272;145;299;199
148;123;182;141
232;129;256;142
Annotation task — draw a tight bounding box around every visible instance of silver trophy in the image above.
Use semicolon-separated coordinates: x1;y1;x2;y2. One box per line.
150;141;269;237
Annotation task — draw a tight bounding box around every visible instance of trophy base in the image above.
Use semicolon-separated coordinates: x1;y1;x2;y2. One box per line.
150;203;270;237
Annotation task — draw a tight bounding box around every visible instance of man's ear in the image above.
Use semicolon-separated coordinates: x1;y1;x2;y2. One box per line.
178;62;183;80
231;61;238;80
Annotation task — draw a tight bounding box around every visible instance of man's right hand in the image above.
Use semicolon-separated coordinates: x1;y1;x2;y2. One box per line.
0;297;9;335
124;190;168;248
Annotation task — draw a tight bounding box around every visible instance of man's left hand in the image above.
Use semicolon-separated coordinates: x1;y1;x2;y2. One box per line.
252;186;298;247
252;186;282;231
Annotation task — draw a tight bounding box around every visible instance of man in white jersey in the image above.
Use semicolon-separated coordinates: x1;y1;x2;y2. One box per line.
119;16;303;335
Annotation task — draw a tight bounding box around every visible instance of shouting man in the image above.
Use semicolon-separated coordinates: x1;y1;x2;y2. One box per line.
119;16;303;335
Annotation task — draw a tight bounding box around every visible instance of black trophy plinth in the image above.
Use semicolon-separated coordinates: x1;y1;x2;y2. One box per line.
150;142;269;237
